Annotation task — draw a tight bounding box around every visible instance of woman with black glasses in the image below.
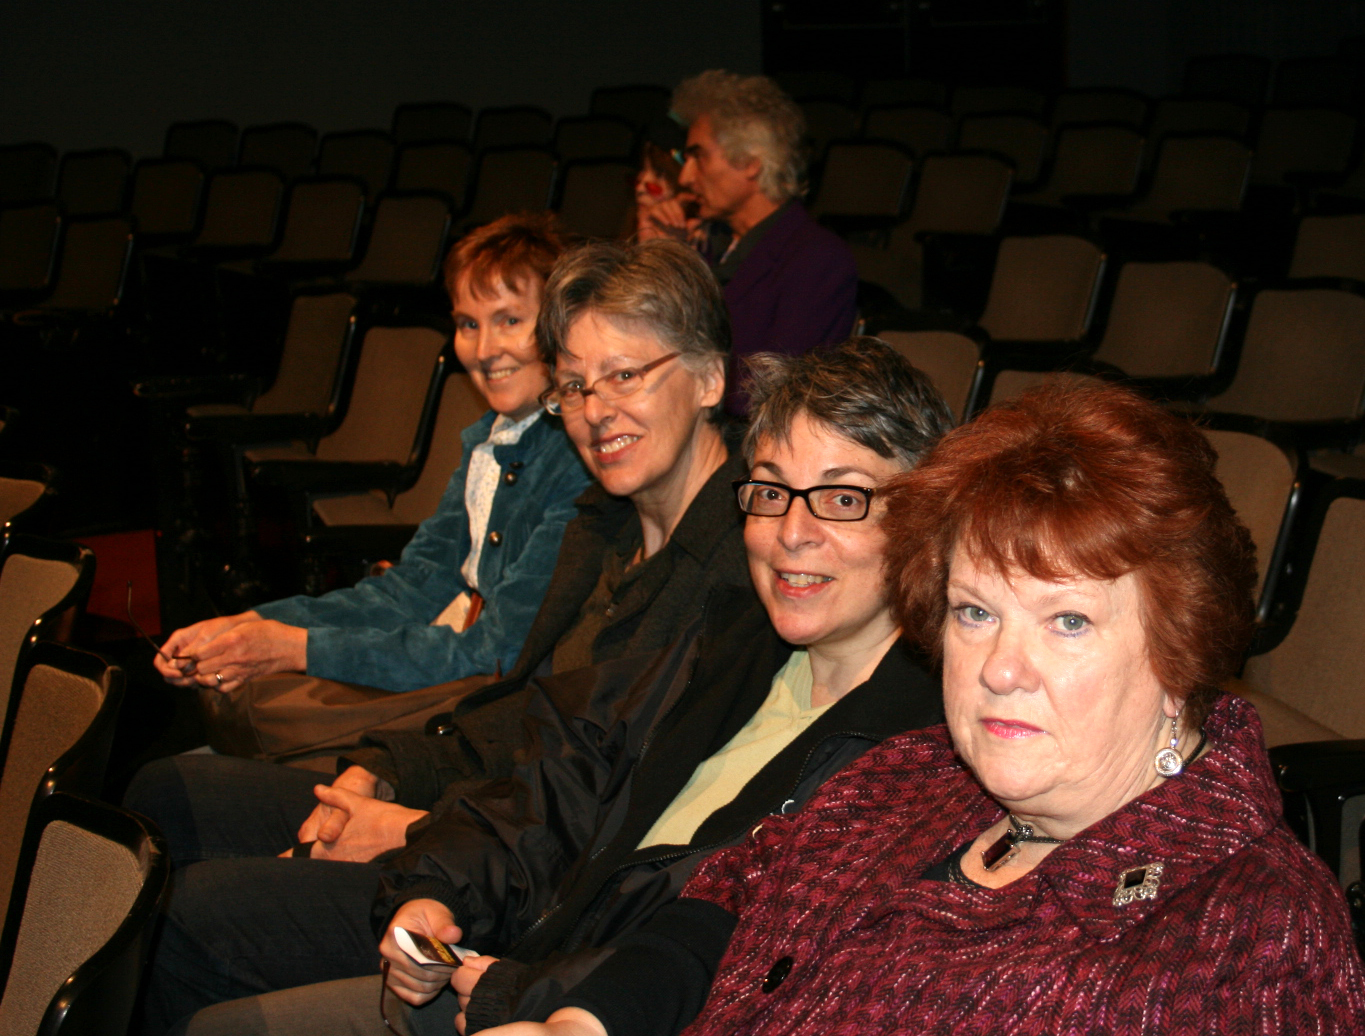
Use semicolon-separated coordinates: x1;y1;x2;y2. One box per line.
153;336;954;1036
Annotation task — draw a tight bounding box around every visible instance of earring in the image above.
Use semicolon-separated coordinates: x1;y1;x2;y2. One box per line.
1154;713;1185;777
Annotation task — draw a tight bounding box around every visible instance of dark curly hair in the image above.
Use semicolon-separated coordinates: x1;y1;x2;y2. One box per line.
881;379;1257;727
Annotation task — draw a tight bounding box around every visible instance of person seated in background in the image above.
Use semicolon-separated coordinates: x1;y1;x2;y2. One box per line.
152;337;953;1036
637;70;857;415
152;213;590;709
129;237;763;1033
489;381;1365;1036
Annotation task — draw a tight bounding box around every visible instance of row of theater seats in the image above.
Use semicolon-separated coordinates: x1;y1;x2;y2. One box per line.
0;521;167;1036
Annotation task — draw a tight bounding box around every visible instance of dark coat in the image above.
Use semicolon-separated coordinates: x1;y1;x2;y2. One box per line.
722;203;858;414
344;451;752;810
565;695;1365;1036
370;584;942;1032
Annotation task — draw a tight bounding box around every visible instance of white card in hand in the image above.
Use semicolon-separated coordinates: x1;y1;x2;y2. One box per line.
393;926;474;968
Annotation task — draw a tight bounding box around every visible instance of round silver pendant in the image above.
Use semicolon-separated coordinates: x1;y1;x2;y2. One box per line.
1154;747;1185;777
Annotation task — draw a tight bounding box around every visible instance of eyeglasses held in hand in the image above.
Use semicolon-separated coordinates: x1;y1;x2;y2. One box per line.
126;581;186;664
733;480;876;522
540;352;680;415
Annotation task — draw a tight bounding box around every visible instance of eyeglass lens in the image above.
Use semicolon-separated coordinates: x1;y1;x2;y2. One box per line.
737;483;870;520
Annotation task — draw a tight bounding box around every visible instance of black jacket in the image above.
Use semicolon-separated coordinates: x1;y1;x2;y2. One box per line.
343;450;752;811
371;585;944;1031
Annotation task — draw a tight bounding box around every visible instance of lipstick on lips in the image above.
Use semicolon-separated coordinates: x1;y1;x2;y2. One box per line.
982;717;1044;739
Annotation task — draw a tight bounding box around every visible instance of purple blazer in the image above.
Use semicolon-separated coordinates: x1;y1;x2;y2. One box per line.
723;203;858;414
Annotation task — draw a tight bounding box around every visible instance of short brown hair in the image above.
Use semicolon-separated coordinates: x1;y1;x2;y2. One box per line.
743;338;953;468
443;211;568;302
882;380;1257;727
536;238;730;421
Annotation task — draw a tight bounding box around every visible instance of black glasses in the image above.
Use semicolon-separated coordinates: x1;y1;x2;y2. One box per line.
734;480;876;522
540;352;680;415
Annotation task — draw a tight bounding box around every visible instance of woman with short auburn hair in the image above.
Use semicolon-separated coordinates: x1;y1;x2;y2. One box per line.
482;381;1365;1036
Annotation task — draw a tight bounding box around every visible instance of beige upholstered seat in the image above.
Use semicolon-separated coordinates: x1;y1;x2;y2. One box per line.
0;548;88;737
187;292;358;423
957;114;1050;186
877;331;980;424
852;153;1012;308
393;102;472;147
1200;429;1296;597
799;101;859;159
312;374;486;529
0;798;164;1036
393;143;474;210
1204;288;1365;424
1289;214;1365;281
464;149;557;228
1014;124;1145;207
812;143;914;219
1091;261;1235;378
28;217;133;315
862;106;952;157
56;149;129;217
245;325;448;468
239;123;318;181
0;205;60;294
987;370;1104;407
318;131;395;203
950;85;1047;118
1252;107;1357;185
978;235;1106;343
0;479;44;531
192;170;285;251
1115;135;1252;222
0;657;111;937
346;195;451;287
556;161;636;240
264;178;365;266
1051;89;1148;129
130;160;205;240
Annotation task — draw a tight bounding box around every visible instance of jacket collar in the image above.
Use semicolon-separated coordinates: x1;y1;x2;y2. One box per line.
872;694;1283;941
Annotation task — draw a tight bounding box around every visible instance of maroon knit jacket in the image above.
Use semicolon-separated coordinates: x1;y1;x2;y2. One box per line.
679;693;1365;1035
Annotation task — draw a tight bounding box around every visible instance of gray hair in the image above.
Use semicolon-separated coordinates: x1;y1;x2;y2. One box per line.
672;70;806;203
536;238;731;418
743;337;954;469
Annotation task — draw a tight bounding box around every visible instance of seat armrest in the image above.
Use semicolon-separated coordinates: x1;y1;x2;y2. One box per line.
249;460;407;495
1270;740;1365;793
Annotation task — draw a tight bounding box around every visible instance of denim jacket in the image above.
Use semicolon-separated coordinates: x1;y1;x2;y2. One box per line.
255;411;591;692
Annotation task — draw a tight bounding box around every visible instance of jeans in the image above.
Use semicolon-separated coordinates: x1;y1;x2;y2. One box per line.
125;756;385;1036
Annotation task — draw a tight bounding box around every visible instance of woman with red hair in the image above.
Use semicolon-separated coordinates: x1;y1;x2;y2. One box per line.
471;381;1365;1036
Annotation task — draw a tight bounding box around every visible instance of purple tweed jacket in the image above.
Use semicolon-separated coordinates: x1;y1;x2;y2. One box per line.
722;203;857;414
681;693;1365;1035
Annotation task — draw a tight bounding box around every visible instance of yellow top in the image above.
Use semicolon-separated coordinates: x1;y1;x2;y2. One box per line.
638;650;831;849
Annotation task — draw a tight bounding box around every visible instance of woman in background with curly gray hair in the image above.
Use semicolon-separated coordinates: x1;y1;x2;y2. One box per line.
637;70;859;415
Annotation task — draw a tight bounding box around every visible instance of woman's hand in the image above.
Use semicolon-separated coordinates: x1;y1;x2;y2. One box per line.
452;954;498;1035
470;1009;608;1036
156;613;307;692
153;612;260;684
282;766;425;862
379;900;465;1006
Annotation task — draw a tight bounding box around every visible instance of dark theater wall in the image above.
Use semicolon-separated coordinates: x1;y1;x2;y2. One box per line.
0;0;762;156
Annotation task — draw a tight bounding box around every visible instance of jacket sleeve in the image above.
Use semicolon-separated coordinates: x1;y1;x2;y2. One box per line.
256;440;583;692
465;899;736;1036
371;636;702;951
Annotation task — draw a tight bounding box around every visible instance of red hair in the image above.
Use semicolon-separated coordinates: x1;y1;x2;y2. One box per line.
443;211;568;302
882;380;1257;726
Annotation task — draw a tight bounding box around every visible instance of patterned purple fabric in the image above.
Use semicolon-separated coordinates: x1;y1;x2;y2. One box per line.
682;693;1365;1035
722;204;857;415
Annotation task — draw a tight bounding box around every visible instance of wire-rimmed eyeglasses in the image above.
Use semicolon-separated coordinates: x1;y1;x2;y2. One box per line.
734;480;876;522
539;352;680;415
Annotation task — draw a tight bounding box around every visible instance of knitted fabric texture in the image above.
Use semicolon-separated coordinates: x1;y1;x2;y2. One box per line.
680;693;1365;1035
